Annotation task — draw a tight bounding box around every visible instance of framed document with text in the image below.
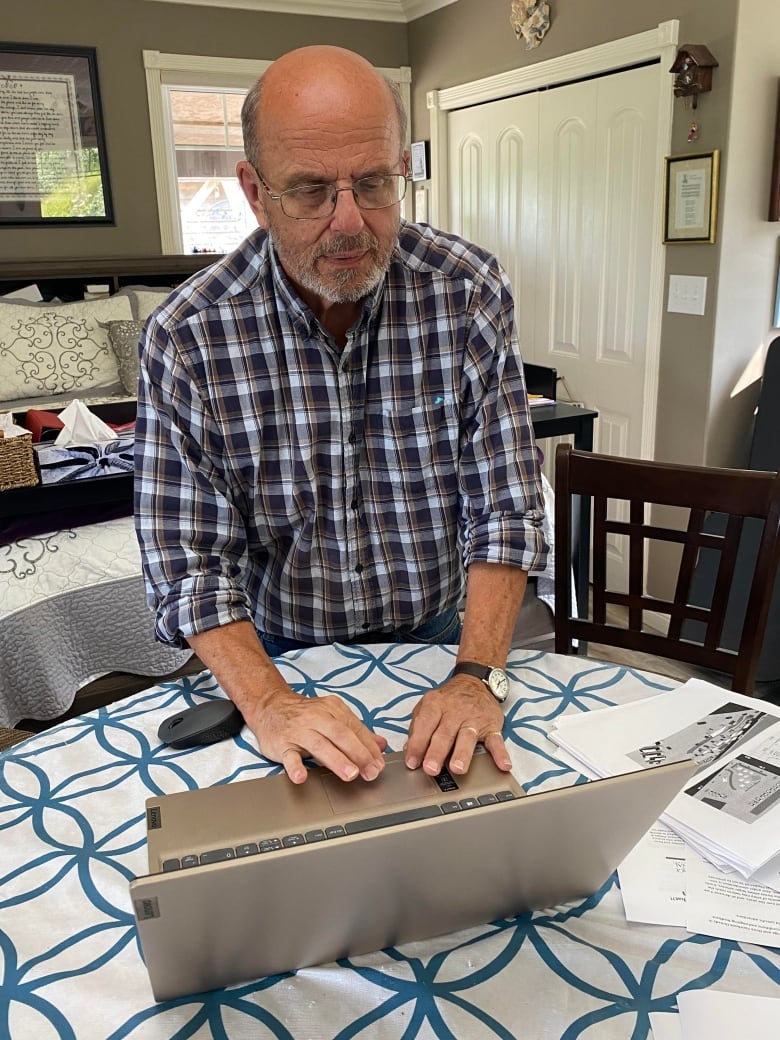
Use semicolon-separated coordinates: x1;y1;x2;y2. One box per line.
410;141;429;182
0;42;113;226
663;150;719;244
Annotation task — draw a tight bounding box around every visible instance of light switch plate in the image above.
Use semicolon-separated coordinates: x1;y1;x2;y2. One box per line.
668;274;707;315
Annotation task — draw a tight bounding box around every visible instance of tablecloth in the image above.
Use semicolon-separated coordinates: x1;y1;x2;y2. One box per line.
1;644;778;1039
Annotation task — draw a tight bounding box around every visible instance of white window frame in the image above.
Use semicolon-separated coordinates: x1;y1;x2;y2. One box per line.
143;50;412;254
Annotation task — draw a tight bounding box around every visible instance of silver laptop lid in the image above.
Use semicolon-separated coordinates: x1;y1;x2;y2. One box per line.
130;755;696;1001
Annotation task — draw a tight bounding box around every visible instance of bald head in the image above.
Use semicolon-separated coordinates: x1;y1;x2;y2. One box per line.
241;46;407;171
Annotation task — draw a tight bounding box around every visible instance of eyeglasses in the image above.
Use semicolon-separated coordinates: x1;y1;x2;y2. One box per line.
256;170;408;220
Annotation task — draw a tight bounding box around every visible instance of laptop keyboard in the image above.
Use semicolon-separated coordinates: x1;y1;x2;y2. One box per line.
160;788;517;872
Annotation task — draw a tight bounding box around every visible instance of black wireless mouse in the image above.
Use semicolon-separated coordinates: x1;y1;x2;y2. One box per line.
157;700;245;749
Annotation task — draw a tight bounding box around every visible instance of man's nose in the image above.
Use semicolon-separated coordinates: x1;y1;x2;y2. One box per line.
329;186;365;235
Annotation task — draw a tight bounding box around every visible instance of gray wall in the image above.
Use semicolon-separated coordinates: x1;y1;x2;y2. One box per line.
0;0;408;260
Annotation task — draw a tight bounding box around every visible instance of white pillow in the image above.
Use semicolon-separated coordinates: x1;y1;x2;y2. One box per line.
124;286;172;321
0;295;132;403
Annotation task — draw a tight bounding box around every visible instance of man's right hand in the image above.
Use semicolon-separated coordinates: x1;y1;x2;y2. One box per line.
242;688;387;785
187;621;386;785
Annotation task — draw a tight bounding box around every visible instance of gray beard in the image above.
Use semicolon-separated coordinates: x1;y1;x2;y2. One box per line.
269;229;396;304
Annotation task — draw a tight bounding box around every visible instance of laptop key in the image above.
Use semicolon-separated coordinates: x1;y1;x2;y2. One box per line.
200;847;235;865
459;797;479;810
236;843;259;857
305;829;326;843
477;794;498;806
325;825;347;839
345;804;442;835
259;838;283;853
496;790;516;801
440;801;461;814
282;834;306;847
162;859;181;872
181;854;199;869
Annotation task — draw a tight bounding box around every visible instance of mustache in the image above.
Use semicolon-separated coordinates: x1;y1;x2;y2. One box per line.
315;231;377;257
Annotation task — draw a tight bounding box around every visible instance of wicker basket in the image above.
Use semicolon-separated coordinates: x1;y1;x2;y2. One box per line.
0;432;40;492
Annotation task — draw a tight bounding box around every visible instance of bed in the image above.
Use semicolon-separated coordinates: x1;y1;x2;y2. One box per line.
0;254;216;729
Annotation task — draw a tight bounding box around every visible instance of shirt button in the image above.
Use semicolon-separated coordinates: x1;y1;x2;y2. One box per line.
362;622;371;630
354;563;364;573
351;499;359;510
348;431;356;445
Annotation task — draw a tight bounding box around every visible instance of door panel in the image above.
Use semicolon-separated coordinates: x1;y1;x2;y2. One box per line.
448;94;539;373
446;64;660;589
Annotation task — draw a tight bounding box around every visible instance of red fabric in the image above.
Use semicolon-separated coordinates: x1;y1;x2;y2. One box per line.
22;409;135;442
23;410;64;442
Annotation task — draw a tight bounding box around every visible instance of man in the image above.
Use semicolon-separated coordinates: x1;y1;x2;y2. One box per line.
135;45;547;787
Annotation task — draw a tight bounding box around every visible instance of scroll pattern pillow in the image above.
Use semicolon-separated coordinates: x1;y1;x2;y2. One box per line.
107;320;144;395
0;295;132;403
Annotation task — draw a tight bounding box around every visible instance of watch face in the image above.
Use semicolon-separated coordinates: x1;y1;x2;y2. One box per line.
487;668;510;702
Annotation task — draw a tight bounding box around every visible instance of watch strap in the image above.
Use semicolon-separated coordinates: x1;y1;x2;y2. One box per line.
451;661;492;682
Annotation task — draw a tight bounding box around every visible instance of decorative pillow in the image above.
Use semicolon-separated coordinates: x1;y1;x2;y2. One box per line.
124;286;173;321
107;320;144;395
0;295;132;404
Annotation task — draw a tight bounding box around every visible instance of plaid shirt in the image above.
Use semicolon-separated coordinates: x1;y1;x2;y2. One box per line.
135;222;547;647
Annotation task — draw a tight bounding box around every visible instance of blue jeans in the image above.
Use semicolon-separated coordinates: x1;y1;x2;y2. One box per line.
259;606;462;660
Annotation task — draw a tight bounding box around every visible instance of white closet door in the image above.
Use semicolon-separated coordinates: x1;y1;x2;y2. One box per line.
537;64;659;464
447;93;539;363
447;64;660;588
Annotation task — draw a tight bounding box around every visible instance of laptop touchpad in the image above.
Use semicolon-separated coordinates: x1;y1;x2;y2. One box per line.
320;762;441;815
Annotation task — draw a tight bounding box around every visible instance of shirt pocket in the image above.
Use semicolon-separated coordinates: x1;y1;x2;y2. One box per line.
363;400;459;497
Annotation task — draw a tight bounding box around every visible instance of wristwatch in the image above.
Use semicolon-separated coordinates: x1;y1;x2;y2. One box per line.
451;661;510;703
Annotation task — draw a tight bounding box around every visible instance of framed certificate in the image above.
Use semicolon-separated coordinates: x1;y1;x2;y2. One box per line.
0;41;113;225
663;150;720;244
410;140;429;182
769;80;780;221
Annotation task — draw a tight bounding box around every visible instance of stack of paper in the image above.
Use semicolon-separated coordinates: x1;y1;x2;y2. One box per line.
550;679;780;880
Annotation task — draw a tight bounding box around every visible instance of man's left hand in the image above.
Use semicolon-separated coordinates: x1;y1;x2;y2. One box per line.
404;674;512;776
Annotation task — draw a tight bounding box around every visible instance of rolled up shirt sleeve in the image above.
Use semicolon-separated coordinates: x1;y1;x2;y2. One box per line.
457;255;548;575
135;312;255;648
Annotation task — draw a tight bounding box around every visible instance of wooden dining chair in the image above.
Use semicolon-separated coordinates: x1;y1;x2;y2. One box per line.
553;443;780;694
0;726;35;752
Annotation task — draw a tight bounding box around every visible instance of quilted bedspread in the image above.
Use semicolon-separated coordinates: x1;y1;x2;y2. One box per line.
0;516;191;726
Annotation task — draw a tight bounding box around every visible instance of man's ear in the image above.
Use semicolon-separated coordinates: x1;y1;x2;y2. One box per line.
236;160;268;228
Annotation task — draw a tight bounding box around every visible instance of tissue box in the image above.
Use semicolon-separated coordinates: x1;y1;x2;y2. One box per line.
0;433;39;492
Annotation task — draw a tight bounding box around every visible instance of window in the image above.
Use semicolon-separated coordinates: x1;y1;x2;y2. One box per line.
168;87;253;253
143;51;412;255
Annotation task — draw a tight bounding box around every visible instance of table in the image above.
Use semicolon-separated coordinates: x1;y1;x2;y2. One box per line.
5;644;775;1040
531;402;599;619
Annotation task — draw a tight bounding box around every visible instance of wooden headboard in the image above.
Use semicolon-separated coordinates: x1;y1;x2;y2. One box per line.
0;254;221;302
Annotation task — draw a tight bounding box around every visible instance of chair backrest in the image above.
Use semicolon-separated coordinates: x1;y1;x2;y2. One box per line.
553;443;780;694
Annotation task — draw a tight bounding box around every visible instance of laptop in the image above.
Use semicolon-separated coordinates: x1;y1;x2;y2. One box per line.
130;749;695;1001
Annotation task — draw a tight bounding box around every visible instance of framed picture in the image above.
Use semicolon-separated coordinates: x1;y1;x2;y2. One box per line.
410;141;429;182
0;42;114;225
769;80;780;221
663;150;720;244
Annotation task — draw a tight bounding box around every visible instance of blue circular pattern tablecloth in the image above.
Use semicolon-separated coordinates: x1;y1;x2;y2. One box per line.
1;643;778;1039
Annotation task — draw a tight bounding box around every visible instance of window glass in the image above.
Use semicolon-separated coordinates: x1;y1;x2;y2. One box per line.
167;87;254;254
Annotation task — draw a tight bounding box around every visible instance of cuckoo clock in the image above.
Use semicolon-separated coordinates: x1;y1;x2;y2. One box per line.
669;45;718;108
